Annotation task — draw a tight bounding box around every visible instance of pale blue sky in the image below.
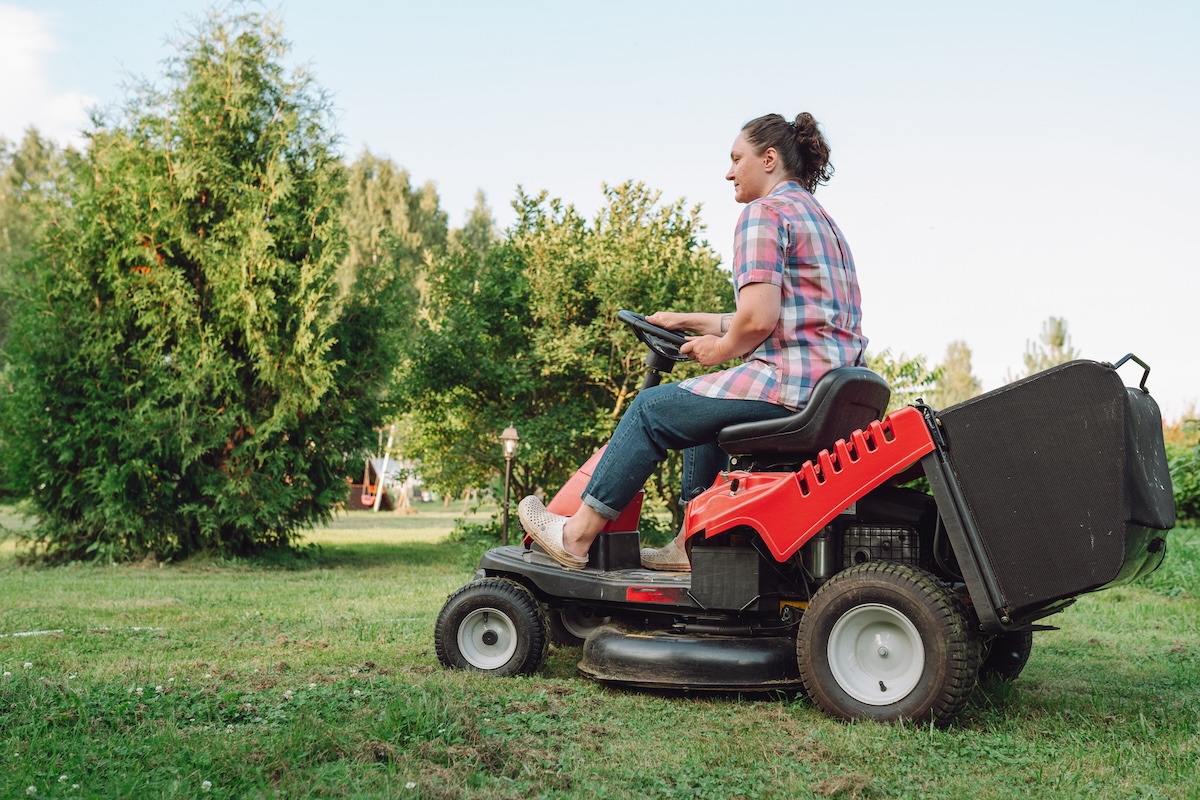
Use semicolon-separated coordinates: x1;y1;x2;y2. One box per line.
2;1;1197;416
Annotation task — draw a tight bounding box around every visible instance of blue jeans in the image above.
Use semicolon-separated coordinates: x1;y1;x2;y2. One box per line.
581;383;794;520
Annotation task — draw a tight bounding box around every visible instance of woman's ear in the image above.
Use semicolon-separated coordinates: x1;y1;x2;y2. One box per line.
762;147;780;173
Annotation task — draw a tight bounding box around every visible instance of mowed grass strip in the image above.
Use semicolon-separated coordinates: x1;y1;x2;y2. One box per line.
2;509;1197;800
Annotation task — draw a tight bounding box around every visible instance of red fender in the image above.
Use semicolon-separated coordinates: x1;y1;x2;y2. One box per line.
684;406;936;561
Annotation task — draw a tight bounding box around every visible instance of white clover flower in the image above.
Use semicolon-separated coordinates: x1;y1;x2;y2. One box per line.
283;689;293;700
59;775;68;783
155;685;163;693
72;786;79;791
405;782;416;790
203;673;212;679
2;672;10;678
201;780;212;792
23;662;32;670
168;677;175;683
68;674;76;680
353;689;361;696
308;683;316;689
26;787;36;796
136;687;144;696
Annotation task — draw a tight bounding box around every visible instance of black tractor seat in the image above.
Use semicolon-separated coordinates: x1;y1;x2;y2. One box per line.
718;366;891;456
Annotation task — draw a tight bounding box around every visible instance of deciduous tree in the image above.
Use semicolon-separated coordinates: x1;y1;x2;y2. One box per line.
930;340;982;409
866;350;942;414
400;182;731;527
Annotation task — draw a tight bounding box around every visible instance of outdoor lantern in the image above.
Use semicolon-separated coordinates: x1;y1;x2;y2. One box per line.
500;424;520;545
500;425;521;459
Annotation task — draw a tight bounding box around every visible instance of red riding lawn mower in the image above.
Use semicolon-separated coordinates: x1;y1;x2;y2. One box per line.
434;311;1176;726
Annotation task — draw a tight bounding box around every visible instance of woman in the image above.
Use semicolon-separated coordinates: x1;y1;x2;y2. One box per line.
519;112;867;571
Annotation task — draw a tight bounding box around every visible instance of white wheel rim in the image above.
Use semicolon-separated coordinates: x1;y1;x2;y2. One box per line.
458;607;518;669
560;606;609;640
827;603;925;706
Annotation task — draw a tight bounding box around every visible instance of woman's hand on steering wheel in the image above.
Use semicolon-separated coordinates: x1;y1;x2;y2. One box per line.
644;311;688;331
680;334;729;367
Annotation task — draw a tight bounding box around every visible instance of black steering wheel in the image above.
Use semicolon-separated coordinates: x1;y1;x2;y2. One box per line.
617;310;690;363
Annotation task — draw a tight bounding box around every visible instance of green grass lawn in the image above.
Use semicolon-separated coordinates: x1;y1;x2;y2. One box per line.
2;507;1198;800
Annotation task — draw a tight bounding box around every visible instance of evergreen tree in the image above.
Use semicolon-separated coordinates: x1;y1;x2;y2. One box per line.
1009;316;1080;380
1;9;397;561
930;340;982;408
0;130;80;354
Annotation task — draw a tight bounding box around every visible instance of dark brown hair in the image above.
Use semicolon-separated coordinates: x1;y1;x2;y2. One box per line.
741;112;833;193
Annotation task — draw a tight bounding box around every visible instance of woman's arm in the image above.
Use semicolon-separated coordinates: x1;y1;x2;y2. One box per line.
643;311;729;336
649;283;782;368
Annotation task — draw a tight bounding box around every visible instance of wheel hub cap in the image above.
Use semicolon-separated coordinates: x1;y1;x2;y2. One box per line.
827;603;925;705
458;608;517;670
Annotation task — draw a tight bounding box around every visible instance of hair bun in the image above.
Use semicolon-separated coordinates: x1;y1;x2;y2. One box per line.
741;112;833;193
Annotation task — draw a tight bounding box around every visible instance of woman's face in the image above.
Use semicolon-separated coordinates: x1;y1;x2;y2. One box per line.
726;131;777;203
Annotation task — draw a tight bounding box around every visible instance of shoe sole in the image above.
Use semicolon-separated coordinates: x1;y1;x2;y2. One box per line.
518;508;588;570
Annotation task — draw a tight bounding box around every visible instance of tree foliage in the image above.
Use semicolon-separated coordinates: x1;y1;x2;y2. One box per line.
930;339;982;409
0;10;400;561
399;182;731;525
1165;413;1200;523
1010;316;1080;381
339;150;447;301
866;350;942;414
0;130;81;357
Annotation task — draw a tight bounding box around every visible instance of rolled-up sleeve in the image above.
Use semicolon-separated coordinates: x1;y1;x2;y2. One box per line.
733;202;785;289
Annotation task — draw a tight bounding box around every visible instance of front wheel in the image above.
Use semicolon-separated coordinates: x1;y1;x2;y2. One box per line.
434;578;548;675
797;563;980;727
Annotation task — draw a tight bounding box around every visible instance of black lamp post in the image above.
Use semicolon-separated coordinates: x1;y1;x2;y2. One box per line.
499;424;521;545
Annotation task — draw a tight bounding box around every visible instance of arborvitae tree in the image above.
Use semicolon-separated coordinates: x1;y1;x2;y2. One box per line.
930;340;982;409
1;10;397;561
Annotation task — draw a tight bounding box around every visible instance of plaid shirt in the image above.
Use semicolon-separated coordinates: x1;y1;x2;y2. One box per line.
680;181;866;410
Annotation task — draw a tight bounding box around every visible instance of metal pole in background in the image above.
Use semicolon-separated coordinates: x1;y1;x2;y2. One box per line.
502;454;513;545
499;424;520;546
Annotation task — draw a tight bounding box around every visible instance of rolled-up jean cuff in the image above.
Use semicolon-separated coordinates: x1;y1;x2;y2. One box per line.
581;493;621;521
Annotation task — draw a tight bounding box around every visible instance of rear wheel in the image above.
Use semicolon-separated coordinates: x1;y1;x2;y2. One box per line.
548;604;611;647
797;563;980;727
980;631;1033;681
434;578;548;675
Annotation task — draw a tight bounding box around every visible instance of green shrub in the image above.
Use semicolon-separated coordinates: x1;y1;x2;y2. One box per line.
1141;528;1200;598
1168;436;1200;524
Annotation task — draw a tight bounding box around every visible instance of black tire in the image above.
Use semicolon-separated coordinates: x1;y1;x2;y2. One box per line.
434;578;548;676
548;604;611;648
980;631;1033;682
797;562;980;727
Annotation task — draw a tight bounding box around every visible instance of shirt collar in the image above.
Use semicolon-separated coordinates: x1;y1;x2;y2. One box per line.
768;180;805;197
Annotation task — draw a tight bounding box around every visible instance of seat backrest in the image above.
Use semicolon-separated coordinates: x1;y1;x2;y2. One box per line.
717;367;891;456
